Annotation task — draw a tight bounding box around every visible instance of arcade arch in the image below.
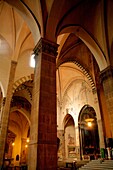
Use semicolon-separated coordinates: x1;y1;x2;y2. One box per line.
58;26;108;71
63;114;76;160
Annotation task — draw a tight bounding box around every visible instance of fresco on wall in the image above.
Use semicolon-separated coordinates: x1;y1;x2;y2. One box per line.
68;134;74;145
68;134;76;158
57;79;93;160
68;146;76;158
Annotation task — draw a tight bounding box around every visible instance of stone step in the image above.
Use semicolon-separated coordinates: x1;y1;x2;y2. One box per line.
86;163;113;166
79;167;113;169
83;165;113;169
79;166;113;169
79;160;113;170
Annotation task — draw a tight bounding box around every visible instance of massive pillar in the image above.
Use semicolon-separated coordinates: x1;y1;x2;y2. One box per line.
100;66;113;137
28;38;59;170
0;61;17;169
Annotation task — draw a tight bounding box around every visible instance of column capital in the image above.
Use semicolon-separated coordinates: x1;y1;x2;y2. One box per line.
100;66;113;83
33;38;59;57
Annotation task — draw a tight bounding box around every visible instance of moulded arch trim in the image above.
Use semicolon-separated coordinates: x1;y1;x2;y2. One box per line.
78;104;96;123
63;113;75;129
59;25;108;71
4;0;41;45
0;81;5;97
10;106;31;126
13;75;33;94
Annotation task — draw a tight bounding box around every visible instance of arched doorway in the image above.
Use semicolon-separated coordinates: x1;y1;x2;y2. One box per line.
64;114;76;160
78;105;100;160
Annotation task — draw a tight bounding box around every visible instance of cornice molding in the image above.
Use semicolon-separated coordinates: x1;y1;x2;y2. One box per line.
100;66;113;83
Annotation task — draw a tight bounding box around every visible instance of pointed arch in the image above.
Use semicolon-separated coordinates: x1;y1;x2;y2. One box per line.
59;25;108;71
10;106;31;126
78;104;96;123
63;113;75;129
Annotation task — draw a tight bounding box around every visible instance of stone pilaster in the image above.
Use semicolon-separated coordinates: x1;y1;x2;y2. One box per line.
0;97;6;125
57;130;64;161
97;119;105;148
93;92;105;149
20;138;27;165
100;66;113;137
0;61;17;168
75;126;80;159
28;38;59;170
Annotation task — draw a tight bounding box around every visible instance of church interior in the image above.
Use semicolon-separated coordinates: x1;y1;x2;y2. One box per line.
0;0;113;169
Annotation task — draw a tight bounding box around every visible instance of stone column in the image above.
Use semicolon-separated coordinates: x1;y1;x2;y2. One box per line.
93;91;105;149
57;130;64;161
0;98;6;127
100;66;113;137
97;119;105;148
106;147;111;159
19;138;28;166
28;38;59;170
0;98;6;114
0;61;17;169
75;126;80;159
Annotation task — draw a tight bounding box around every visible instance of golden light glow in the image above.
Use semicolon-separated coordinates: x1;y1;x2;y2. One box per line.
12;142;15;146
85;118;94;122
27;138;29;143
87;122;92;127
25;144;28;148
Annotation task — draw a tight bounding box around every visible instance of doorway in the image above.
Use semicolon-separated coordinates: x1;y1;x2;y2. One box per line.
78;105;100;160
64;114;76;160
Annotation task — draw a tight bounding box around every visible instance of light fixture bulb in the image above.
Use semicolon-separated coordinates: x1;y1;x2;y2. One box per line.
27;138;29;143
87;122;92;127
12;142;15;146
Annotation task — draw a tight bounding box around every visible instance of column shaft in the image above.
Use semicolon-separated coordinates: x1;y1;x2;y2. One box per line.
100;66;113;137
97;119;105;148
28;38;58;170
93;92;105;149
0;61;17;168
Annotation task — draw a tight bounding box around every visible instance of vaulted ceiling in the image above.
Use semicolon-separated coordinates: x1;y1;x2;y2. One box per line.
0;0;112;137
